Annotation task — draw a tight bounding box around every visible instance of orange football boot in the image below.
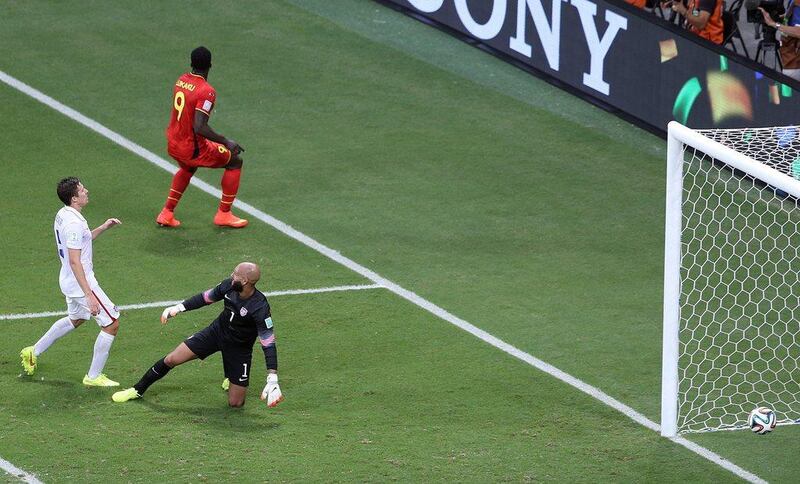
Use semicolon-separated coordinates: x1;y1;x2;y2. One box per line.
214;210;248;228
156;208;181;227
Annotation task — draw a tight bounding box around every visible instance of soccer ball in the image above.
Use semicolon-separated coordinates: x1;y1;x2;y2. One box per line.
748;407;777;434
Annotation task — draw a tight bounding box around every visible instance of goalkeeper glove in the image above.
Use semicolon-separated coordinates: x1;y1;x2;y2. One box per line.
160;303;185;324
261;373;284;408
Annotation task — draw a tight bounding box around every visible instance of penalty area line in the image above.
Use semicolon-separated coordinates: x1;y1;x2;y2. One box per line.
0;284;383;321
0;69;766;484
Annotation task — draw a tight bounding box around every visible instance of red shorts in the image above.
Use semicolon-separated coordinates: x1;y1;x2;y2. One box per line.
169;138;232;169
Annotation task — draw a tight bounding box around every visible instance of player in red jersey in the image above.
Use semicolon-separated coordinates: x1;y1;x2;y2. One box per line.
157;46;248;228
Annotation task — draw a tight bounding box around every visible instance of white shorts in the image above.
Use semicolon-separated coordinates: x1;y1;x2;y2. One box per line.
65;285;119;327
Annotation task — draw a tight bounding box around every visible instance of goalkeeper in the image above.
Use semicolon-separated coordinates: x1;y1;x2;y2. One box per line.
112;262;283;408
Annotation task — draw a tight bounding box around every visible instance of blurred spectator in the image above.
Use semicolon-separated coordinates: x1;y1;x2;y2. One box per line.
664;0;724;44
761;2;800;80
625;0;647;8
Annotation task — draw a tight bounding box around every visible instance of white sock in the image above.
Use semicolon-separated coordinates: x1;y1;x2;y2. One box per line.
33;317;75;356
87;331;115;379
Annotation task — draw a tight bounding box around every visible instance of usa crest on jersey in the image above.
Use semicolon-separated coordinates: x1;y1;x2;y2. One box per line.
240;307;248;317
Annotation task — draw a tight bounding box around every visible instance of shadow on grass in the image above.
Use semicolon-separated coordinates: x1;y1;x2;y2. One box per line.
141;225;243;258
138;398;281;433
9;375;112;411
16;376;75;389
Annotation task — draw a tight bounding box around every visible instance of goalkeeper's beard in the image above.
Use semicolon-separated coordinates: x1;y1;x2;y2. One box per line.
231;280;244;292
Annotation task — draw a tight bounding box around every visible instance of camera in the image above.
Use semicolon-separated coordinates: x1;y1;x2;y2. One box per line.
746;0;785;23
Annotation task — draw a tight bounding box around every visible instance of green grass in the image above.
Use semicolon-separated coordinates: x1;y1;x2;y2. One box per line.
0;0;797;482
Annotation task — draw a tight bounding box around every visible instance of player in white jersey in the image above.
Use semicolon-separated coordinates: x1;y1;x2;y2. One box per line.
20;177;123;387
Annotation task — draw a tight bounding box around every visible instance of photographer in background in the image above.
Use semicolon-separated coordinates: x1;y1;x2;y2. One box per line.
664;0;724;44
761;1;800;80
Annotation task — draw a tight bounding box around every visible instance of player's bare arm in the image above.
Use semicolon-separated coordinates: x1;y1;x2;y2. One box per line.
670;1;710;30
91;218;121;240
760;7;800;37
193;111;244;154
67;248;99;316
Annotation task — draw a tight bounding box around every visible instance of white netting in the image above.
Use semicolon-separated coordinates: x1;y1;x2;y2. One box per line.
677;126;800;433
700;127;800;178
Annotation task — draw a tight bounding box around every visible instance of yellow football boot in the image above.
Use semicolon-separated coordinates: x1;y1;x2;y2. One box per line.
112;388;141;403
20;346;37;376
83;374;119;387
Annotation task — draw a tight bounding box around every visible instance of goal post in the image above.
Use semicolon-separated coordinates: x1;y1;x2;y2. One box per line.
661;123;683;437
661;121;800;436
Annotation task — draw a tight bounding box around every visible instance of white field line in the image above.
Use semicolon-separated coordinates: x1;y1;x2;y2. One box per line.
0;284;383;321
0;457;41;484
0;70;766;484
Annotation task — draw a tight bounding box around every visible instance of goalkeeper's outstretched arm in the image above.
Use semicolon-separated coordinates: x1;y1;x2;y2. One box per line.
181;286;222;311
161;280;229;323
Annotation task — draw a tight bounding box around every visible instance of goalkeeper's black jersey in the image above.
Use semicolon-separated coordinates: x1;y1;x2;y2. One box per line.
202;278;273;346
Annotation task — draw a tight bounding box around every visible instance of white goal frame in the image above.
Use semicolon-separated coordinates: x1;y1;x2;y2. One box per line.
661;121;800;437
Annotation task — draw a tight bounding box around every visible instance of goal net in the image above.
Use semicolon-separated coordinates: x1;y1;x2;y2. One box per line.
661;122;800;436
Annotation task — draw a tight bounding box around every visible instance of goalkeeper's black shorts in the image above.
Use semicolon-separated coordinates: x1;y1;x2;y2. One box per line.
184;321;253;387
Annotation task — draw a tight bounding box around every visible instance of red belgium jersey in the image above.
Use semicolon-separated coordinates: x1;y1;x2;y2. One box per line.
166;72;217;161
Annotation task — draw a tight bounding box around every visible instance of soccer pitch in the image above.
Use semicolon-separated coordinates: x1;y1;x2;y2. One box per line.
0;0;797;482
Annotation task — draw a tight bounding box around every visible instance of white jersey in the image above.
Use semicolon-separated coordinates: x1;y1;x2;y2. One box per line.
54;206;97;297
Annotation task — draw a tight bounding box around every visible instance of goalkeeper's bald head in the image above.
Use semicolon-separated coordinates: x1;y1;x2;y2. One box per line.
236;262;261;286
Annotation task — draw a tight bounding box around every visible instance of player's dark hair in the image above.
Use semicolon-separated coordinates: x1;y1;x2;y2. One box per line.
57;177;81;206
191;46;212;72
